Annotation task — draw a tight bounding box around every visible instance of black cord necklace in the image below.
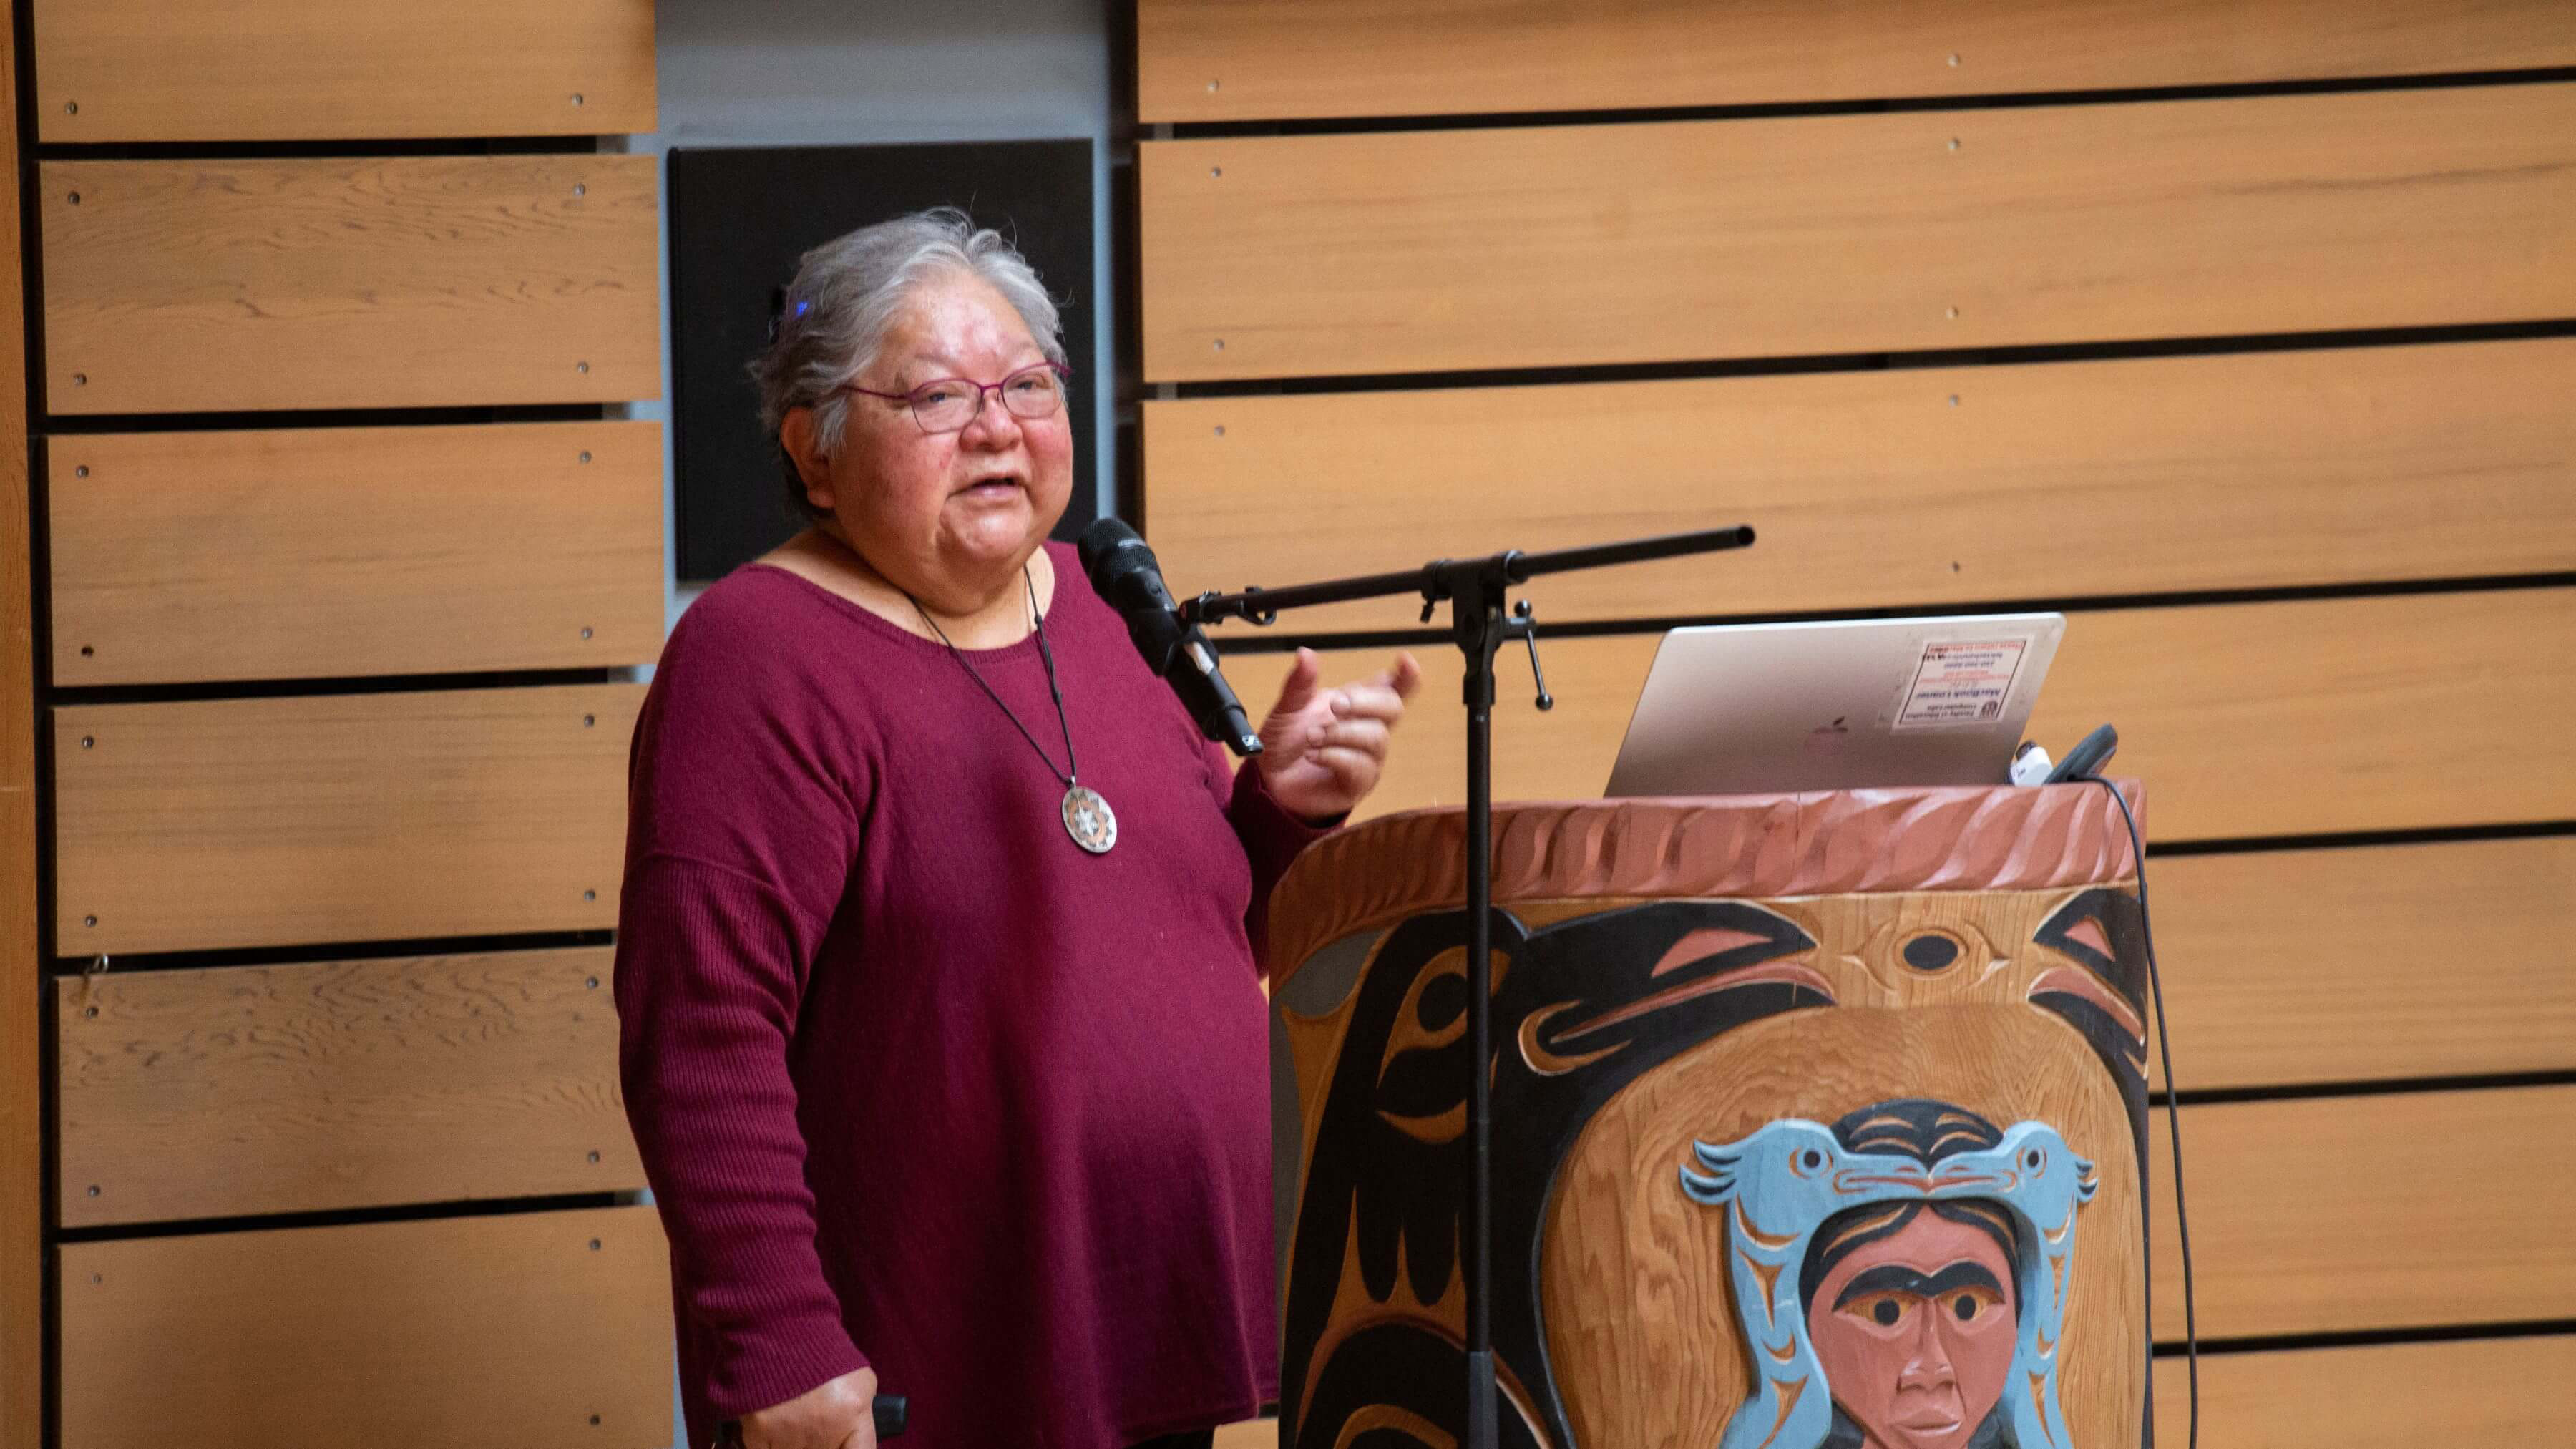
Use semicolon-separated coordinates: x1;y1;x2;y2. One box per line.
910;567;1118;855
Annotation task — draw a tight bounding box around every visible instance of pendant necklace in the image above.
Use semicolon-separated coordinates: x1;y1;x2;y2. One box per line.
911;568;1117;855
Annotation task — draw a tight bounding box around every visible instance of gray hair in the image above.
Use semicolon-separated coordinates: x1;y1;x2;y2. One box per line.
752;208;1068;519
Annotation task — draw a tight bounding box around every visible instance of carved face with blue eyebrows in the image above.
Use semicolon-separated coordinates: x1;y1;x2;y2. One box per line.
1804;1196;2020;1449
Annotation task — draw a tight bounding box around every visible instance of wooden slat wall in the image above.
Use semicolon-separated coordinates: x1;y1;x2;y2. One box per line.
2148;1335;2576;1448
2147;839;2576;1092
56;948;637;1226
1139;84;2576;382
1140;0;2576;122
34;0;656;142
0;3;34;1443
1143;338;2576;630
2147;1087;2576;1339
57;1207;672;1449
1141;6;2576;1425
54;683;640;955
22;8;668;1443
42;155;663;414
1223;587;2576;839
49;421;665;684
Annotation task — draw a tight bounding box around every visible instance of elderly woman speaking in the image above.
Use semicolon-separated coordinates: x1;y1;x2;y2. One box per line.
615;208;1419;1449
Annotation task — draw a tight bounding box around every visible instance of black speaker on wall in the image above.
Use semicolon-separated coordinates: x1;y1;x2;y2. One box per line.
668;139;1098;584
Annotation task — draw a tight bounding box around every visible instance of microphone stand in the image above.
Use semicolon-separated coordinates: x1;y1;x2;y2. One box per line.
1181;525;1756;1449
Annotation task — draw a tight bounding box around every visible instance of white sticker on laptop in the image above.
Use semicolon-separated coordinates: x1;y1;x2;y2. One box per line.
1895;638;2031;729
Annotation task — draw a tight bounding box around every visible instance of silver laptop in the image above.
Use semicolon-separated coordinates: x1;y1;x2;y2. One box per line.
1604;613;2065;797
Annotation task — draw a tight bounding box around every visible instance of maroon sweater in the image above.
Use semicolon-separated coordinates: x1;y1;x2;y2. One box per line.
615;547;1318;1448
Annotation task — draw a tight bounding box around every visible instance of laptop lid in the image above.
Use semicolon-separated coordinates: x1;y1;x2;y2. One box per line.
1604;613;2067;797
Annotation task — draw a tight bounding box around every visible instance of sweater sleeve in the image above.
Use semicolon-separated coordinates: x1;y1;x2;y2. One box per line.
613;595;873;1420
1220;753;1337;976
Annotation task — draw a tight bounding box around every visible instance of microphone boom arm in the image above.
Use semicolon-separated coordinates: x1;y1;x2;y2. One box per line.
1178;525;1755;629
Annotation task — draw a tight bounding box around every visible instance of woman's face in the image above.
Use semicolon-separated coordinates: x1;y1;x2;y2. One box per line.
1805;1210;2019;1449
799;270;1075;606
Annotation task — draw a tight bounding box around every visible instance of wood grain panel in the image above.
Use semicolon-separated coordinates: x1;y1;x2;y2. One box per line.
2148;1086;2576;1340
58;1206;672;1449
56;947;636;1226
42;155;661;414
1144;338;2576;630
1222;588;2576;839
1141;0;2576;123
54;683;640;955
49;421;665;685
2021;590;2576;842
34;0;654;142
2149;1335;2576;1447
2149;839;2576;1093
1140;83;2576;381
0;3;34;1443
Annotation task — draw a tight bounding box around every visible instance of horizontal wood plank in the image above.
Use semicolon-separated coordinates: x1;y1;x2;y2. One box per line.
54;683;640;955
49;421;665;684
59;1206;671;1449
56;947;636;1226
2149;838;2576;1093
1144;338;2576;630
1141;83;2576;381
43;155;661;414
1141;0;2576;123
34;0;654;142
2150;1335;2576;1447
1220;587;2576;839
2022;590;2576;842
2149;1086;2576;1340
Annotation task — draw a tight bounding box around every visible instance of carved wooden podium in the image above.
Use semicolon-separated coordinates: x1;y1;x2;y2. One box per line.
1266;786;2150;1449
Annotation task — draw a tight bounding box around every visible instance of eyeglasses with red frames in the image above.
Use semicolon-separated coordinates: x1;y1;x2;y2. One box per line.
841;362;1071;435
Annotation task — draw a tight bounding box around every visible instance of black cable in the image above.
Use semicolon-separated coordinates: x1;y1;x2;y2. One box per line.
908;568;1084;789
2085;775;2199;1448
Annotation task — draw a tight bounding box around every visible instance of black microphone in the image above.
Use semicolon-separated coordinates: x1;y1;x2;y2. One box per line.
1077;519;1264;756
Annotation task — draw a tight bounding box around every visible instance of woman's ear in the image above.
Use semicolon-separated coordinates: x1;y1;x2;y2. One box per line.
780;406;837;514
